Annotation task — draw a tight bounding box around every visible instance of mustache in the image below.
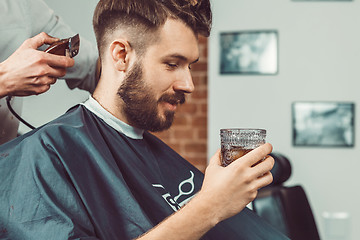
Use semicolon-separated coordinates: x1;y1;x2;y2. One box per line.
159;92;186;105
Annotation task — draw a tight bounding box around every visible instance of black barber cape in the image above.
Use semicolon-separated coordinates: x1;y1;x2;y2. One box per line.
0;105;289;240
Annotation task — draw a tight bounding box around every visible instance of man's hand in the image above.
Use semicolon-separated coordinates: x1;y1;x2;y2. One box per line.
136;143;274;240
0;32;75;98
198;143;274;224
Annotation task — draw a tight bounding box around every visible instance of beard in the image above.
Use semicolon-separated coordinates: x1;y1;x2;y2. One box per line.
117;62;185;132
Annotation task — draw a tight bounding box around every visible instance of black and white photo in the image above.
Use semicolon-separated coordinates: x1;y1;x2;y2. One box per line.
220;30;278;75
292;102;355;147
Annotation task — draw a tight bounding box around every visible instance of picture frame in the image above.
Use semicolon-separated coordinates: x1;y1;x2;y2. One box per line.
292;102;355;147
220;30;278;75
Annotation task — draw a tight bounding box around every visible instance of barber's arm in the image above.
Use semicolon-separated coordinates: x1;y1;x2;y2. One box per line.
0;32;74;99
28;0;99;93
137;143;274;240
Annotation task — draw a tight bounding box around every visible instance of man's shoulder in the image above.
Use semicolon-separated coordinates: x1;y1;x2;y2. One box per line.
0;105;93;151
29;105;88;137
0;105;103;177
34;105;99;145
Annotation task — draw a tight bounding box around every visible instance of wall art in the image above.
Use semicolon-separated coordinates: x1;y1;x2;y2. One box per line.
292;101;355;147
220;30;278;75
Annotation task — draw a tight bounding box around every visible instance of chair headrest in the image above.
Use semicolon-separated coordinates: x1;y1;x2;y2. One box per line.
269;152;292;185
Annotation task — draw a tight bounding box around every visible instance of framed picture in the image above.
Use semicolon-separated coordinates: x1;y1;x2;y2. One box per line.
292;102;355;147
220;30;278;75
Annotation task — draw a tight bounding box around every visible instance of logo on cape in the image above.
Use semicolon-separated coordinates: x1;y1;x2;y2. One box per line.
152;171;195;211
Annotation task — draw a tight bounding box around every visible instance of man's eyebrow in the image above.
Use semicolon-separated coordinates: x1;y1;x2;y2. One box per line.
163;54;199;64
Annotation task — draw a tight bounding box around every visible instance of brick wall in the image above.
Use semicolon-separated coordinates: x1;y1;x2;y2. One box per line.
153;36;208;173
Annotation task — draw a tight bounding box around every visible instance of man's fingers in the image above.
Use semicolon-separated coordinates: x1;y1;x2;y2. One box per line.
232;143;273;168
25;32;60;49
48;77;57;85
11;81;54;97
42;52;75;68
253;155;274;177
31;76;58;86
255;171;274;189
29;62;68;79
45;65;67;79
33;84;52;95
21;33;74;69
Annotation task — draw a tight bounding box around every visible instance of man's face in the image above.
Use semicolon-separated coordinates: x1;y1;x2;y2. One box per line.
117;19;200;132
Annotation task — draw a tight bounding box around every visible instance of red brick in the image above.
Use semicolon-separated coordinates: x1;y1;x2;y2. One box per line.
178;103;197;114
192;75;207;86
195;165;206;173
200;103;207;114
167;143;182;153
184;143;207;153
173;129;195;139
192;116;207;127
191;62;207;72
198;129;208;139
152;131;171;141
202;46;208;59
191;89;207;100
186;158;207;173
173;114;188;126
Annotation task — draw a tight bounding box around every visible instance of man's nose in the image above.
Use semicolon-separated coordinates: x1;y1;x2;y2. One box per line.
173;69;195;93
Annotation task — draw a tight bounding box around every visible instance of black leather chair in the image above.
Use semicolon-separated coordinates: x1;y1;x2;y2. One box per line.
252;152;321;240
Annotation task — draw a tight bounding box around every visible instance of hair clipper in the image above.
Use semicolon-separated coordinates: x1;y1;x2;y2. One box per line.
44;34;80;57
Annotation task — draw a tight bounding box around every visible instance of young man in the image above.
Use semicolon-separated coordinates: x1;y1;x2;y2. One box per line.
0;0;289;239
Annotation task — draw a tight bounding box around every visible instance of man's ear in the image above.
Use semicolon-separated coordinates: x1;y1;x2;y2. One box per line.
109;40;132;71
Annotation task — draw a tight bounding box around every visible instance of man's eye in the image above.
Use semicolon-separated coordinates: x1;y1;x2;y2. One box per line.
166;63;178;68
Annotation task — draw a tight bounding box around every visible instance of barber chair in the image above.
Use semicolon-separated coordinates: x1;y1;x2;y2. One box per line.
252;152;321;240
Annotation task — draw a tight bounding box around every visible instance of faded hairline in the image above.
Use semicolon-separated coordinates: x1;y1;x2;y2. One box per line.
98;23;160;60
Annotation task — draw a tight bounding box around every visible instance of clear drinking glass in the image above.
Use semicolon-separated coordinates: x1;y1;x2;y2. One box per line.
220;128;266;167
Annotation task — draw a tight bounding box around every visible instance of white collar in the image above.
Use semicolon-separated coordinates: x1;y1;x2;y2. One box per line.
81;96;144;139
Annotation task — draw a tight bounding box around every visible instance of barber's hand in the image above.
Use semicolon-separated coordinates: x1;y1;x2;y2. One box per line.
0;32;75;98
198;143;274;223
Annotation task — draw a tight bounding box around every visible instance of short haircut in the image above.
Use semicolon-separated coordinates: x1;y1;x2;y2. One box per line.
93;0;212;57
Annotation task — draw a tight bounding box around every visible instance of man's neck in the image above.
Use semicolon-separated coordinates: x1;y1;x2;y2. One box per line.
92;74;130;125
82;95;144;139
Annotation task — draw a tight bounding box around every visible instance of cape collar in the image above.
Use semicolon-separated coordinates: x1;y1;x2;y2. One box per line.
81;96;144;139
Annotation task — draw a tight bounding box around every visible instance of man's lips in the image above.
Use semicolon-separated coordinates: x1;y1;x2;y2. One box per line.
162;101;178;111
158;92;185;112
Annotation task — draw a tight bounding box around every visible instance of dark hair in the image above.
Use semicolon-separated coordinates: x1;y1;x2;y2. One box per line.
93;0;212;56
